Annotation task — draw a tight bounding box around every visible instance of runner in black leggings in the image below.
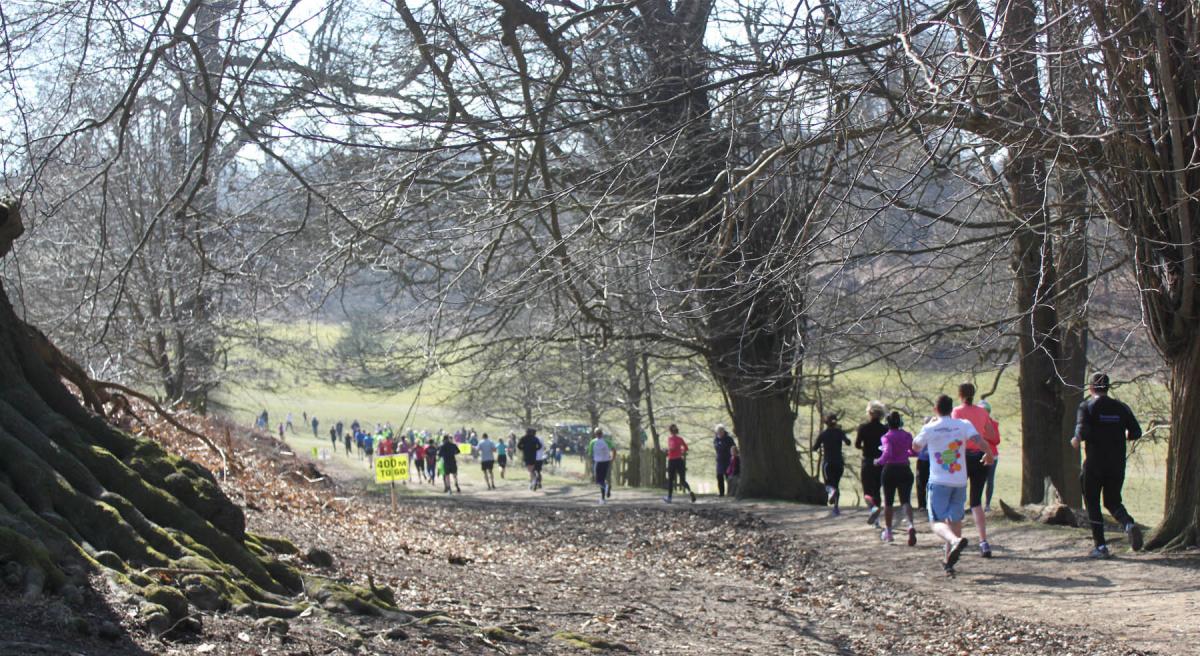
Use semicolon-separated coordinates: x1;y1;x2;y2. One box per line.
1072;373;1143;558
813;413;851;516
856;401;888;526
875;412;917;545
662;424;696;504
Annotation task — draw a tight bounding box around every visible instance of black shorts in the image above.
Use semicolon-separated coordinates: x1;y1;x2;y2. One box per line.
594;460;611;485
481;460;494;471
860;459;882;503
966;451;989;508
880;463;914;507
498;454;507;467
534;461;543;472
667;458;687;479
823;460;845;488
523;456;537;467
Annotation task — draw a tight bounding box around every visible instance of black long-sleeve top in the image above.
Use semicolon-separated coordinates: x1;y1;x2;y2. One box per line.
1074;394;1142;465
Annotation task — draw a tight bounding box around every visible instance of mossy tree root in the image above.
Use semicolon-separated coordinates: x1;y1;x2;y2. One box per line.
0;277;394;624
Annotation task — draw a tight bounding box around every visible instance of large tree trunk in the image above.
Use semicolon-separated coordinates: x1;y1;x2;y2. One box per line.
1150;339;1200;549
1052;183;1088;508
994;0;1066;505
724;388;823;502
1009;157;1065;506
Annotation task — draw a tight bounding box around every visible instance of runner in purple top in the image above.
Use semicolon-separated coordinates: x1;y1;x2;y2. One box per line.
874;411;918;546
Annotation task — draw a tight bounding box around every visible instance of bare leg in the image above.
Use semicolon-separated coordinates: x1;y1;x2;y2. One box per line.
971;505;988;542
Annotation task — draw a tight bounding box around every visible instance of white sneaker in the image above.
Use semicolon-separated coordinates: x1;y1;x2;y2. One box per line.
599;498;606;505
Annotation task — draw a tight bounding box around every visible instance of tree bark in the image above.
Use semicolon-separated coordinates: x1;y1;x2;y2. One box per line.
1052;184;1088;508
622;350;643;486
1148;338;1200;549
724;388;824;502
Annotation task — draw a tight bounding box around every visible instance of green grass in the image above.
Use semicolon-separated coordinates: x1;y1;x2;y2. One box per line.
215;321;1169;524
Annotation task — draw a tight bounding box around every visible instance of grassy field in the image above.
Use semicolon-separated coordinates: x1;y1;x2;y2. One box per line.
215;322;1168;523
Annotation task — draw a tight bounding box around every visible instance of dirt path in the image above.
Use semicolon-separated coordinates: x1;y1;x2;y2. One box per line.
279;451;1193;654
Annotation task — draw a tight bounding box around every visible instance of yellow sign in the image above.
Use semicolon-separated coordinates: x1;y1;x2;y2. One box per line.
374;455;408;483
458;443;472;455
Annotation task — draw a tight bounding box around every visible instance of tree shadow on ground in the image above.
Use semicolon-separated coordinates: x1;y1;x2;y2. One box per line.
0;586;154;655
969;572;1114;588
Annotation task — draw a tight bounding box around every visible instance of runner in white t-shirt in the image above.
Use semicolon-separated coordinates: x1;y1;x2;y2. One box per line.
586;428;617;504
477;434;497;490
913;395;993;576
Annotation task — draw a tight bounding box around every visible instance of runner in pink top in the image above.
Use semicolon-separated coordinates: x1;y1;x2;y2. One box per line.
951;382;1000;558
874;412;919;545
663;424;696;504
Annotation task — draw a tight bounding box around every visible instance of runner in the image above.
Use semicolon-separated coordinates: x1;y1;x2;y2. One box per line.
587;428;616;504
534;438;547;490
286;412;294;433
425;438;438;484
437;435;461;493
713;424;736;498
497;434;510;478
329;426;338;450
414;440;428;483
517;428;542;490
979;400;1000;511
951;383;1000;558
856;401;888;527
478;433;497;490
662;424;696;504
814;413;851;516
913;394;993;576
363;431;375;470
1072;373;1144;558
311;416;319;439
875;411;917;546
915;444;930;510
725;445;741;496
343;431;352;458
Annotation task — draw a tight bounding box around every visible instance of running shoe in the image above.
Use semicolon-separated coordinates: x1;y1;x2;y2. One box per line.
689;490;697;503
1089;545;1112;559
881;528;893;543
907;527;917;547
662;496;672;504
830;507;841;517
456;485;462;493
598;497;606;505
1126;523;1144;552
979;540;992;558
946;537;968;569
942;562;956;578
867;506;881;527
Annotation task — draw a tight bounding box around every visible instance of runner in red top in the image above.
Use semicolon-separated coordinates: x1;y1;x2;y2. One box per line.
663;424;697;504
951;382;1000;558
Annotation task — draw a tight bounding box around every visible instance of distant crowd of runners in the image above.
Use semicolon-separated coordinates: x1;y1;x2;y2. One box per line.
258;372;1142;576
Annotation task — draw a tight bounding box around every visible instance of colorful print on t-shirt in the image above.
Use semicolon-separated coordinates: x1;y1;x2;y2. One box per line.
935;440;964;474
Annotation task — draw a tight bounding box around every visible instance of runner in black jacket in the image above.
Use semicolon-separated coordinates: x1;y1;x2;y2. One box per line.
1072;373;1143;558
